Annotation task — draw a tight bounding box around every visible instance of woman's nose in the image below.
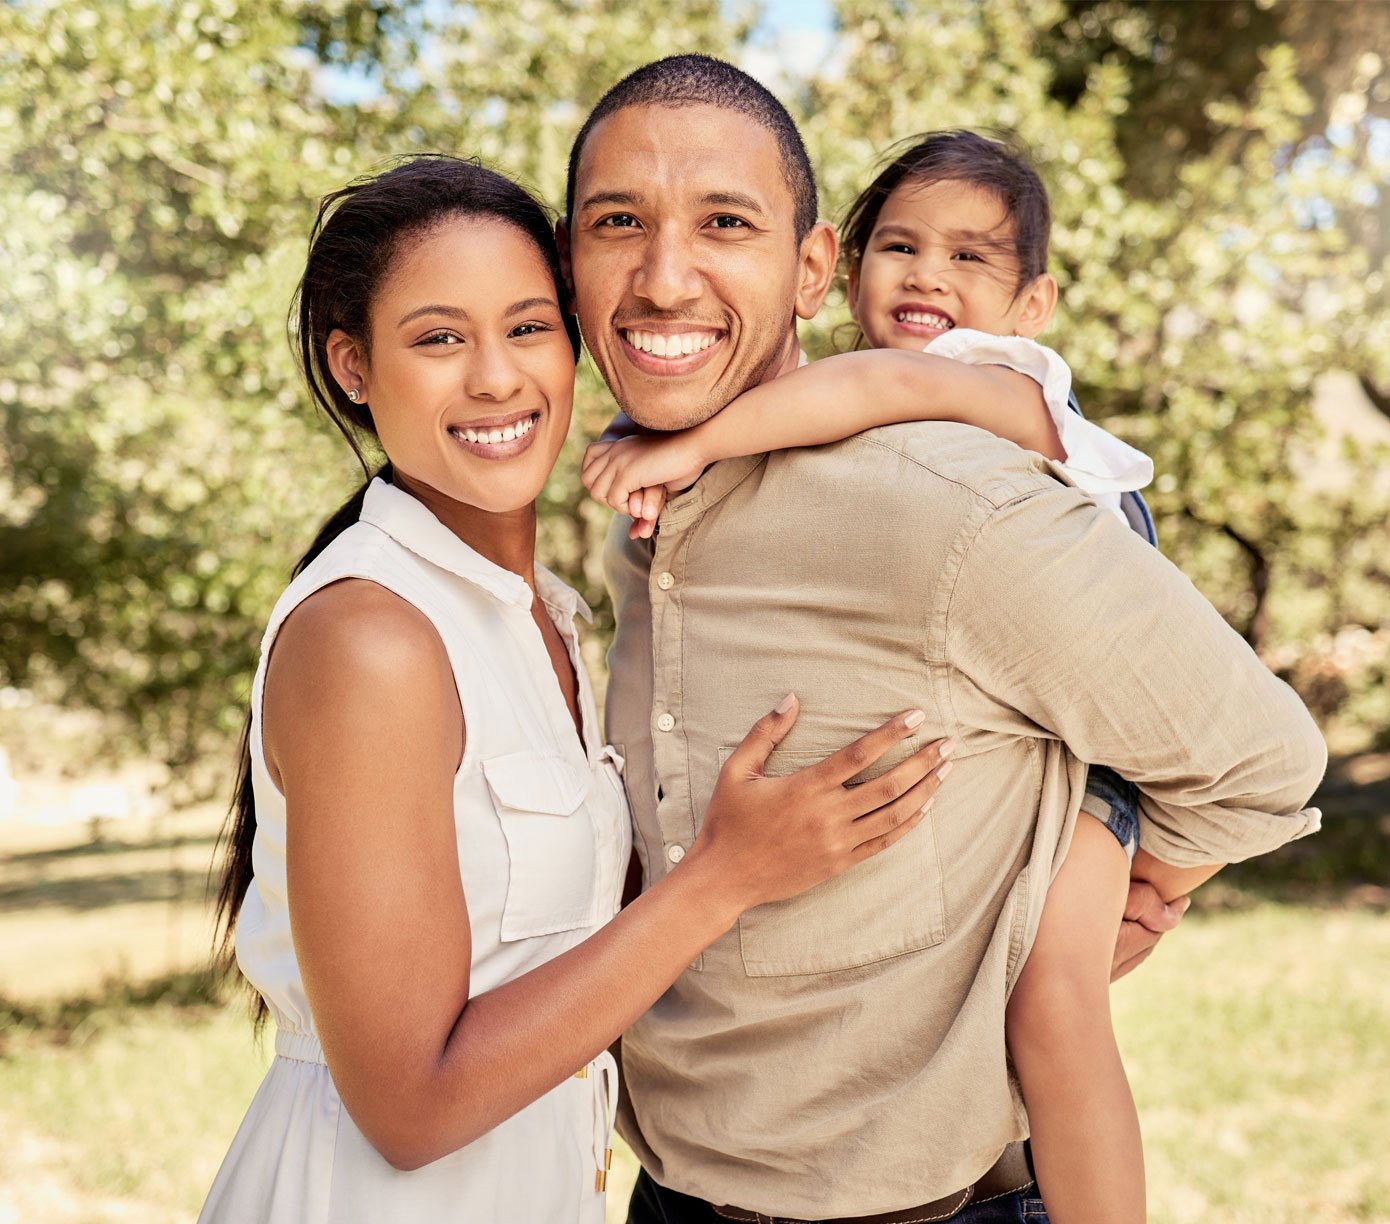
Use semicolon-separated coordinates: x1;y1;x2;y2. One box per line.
464;341;526;402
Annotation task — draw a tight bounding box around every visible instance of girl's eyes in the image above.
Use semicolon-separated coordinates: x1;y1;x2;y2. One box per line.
881;242;914;255
952;250;984;263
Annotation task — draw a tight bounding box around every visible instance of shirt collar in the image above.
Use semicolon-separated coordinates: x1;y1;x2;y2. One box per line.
358;478;591;623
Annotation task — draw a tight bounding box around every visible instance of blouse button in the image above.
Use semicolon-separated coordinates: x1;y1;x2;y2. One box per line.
656;712;676;732
666;844;686;864
656;571;675;591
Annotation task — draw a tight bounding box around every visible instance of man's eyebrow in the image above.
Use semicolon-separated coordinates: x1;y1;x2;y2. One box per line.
578;190;647;212
398;304;467;328
700;191;767;217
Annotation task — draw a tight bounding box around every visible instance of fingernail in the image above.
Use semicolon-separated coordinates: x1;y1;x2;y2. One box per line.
937;761;954;780
939;738;957;758
775;693;796;714
903;709;926;729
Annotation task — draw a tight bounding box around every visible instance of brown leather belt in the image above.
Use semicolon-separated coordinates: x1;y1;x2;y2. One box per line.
712;1142;1033;1224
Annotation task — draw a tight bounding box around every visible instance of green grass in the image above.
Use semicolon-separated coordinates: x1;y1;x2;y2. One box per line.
2;906;1386;1223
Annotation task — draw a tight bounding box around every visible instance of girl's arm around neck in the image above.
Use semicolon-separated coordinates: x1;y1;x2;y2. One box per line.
692;348;1065;466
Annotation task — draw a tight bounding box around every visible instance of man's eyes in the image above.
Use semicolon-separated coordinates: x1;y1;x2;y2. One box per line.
597;213;640;229
710;215;750;230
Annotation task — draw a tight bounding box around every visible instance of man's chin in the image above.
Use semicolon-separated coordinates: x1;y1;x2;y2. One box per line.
621;394;723;434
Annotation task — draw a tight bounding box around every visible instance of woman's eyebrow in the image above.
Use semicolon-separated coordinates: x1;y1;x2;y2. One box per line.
398;304;467;328
505;297;559;317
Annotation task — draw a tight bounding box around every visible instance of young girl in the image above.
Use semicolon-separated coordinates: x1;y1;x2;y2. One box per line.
200;155;953;1224
583;130;1178;1224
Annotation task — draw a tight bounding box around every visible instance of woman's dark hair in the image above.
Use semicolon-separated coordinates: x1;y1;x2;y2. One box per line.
839;130;1051;301
213;155;579;1020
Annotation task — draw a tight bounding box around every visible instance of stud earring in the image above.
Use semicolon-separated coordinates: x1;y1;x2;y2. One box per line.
347;388;361;402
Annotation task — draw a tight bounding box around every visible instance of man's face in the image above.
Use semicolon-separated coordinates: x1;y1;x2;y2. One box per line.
565;103;807;431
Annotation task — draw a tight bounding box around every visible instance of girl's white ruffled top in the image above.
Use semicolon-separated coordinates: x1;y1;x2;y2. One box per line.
200;479;631;1224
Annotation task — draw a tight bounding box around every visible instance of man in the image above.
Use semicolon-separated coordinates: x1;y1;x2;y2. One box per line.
558;55;1325;1223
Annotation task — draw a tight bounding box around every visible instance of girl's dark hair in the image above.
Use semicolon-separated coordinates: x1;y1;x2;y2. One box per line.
213;155;579;1020
840;130;1051;298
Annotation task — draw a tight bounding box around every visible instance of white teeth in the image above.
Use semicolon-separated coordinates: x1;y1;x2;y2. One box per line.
622;329;719;356
897;311;954;329
453;414;537;445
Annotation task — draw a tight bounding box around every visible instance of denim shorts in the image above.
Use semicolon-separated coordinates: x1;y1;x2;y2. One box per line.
1083;765;1140;861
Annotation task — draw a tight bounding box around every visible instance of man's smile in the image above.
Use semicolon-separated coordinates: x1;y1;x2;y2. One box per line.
617;325;727;376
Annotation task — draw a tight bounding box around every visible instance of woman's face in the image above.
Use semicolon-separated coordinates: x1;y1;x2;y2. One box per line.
336;217;576;517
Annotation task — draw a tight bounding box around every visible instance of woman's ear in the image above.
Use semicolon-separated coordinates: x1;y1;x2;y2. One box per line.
325;329;369;404
1012;274;1058;339
794;222;838;321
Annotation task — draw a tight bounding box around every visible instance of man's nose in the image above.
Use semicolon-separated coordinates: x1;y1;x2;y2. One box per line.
632;229;702;310
464;339;526;402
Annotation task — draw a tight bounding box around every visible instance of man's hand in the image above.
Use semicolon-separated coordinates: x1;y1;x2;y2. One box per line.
1112;881;1189;981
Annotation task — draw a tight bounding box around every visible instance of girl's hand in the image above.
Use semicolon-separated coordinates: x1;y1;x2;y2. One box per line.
692;696;955;908
625;486;667;540
582;433;708;525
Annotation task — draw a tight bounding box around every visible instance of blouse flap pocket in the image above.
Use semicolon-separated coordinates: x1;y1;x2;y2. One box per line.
483;753;596;941
482;752;590;816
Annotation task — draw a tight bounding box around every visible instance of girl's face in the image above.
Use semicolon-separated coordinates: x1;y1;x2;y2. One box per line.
848;178;1054;350
329;217;576;518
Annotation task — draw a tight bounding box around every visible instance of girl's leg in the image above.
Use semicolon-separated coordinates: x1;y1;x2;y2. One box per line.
1006;814;1144;1224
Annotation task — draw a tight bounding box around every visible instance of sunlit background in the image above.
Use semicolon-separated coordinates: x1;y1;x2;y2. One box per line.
1;2;1388;1221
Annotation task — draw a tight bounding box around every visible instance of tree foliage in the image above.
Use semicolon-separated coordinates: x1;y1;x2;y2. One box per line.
2;0;1386;787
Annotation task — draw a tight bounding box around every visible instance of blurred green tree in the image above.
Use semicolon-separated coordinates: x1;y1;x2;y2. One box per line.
1;0;1386;790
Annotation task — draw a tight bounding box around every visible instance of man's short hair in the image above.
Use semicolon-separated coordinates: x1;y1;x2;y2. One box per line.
566;54;818;242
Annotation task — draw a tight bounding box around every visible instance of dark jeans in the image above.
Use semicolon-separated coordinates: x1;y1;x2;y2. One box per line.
626;1169;1050;1224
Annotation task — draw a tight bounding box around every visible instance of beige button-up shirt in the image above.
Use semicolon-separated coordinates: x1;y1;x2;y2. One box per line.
604;420;1324;1219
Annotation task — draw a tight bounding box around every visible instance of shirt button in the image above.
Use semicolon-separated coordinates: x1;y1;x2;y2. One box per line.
656;571;675;591
666;844;686;864
656;712;676;732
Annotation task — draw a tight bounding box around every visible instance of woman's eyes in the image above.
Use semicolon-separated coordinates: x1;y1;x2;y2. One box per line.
510;321;554;338
419;331;462;346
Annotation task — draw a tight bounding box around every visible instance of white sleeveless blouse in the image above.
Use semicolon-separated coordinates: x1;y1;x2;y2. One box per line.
200;479;631;1224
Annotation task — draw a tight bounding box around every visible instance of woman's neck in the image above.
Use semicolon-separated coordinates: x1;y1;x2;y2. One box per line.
390;470;539;588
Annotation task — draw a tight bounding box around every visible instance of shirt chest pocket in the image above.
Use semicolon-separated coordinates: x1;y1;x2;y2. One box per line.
717;741;948;977
483;753;599;942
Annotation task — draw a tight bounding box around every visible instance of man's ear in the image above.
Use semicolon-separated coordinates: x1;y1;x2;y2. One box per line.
325;329;369;402
555;217;576;305
1012;273;1058;339
794;221;838;322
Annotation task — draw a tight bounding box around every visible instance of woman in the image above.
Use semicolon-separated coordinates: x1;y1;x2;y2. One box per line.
200;155;950;1223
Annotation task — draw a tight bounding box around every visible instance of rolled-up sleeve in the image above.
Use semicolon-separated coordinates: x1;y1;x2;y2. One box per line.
945;479;1326;867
